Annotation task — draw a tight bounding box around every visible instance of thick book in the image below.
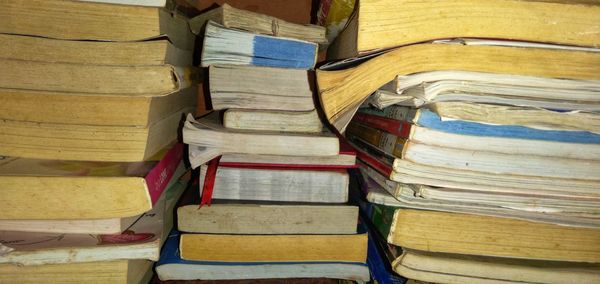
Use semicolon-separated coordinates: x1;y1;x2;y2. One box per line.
0;107;193;161
156;231;370;281
189;4;326;44
393;249;600;284
199;166;349;203
317;41;600;132
0;144;183;220
182;113;340;168
224;109;323;133
387;209;600;263
201;21;318;69
0;0;195;49
178;203;358;234
209;64;314;111
371;70;600;112
179;232;368;263
0;176;186;266
328;0;600;59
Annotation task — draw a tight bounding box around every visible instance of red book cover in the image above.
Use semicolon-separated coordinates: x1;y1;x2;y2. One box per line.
354;112;412;138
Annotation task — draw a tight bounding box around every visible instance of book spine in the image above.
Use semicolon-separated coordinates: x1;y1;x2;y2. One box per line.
350;142;393;177
354;112;412;138
144;143;184;205
347;122;406;158
358;106;418;122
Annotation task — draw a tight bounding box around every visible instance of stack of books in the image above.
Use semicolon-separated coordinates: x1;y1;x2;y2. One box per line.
156;4;369;282
318;0;600;283
0;0;197;282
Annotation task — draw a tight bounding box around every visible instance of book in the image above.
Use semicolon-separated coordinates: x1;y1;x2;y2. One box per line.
393;249;600;284
1;86;196;127
155;231;370;281
0;107;193;161
0;259;154;284
178;203;358;234
0;144;182;220
201;21;318;69
219;152;356;169
223;109;323;133
76;0;166;6
183;113;340;168
209;64;314;111
0;176;186;266
317;41;600;132
184;0;313;25
179;232;368;263
328;0;600;59
0;34;193;66
371;70;600;112
388;209;600;263
0;0;195;49
189;4;326;44
199;166;349;203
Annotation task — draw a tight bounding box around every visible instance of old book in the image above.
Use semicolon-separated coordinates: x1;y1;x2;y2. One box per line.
209;65;314;111
0;144;182;220
156;230;370;281
179;232;368;263
393;249;600;284
184;0;313;25
0;259;153;284
328;0;600;59
219;152;356;168
0;86;196;127
178;203;358;234
199;166;349;203
183;113;339;168
388;209;600;262
0;177;186;266
371;70;600;111
77;0;166;6
189;4;326;44
0;0;195;49
223;109;323;133
0;107;193;161
317;41;600;132
201;21;318;69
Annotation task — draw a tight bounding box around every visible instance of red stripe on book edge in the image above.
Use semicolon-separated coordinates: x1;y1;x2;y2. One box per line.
200;155;221;207
144;143;184;205
218;162;358;170
353;147;393;177
354;112;412;138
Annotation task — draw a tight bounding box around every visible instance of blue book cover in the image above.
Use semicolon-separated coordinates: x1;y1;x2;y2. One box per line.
418;108;600;144
201;21;317;70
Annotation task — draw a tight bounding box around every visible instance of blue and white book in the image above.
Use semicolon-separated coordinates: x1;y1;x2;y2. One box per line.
155;230;370;282
201;21;318;69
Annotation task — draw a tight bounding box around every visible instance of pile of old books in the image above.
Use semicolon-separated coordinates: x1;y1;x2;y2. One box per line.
0;0;197;282
319;0;600;283
155;4;370;282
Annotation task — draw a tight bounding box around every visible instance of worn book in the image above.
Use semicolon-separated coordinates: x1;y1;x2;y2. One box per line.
224;109;323;133
156;230;370;281
183;113;340;168
0;144;182;220
189;4;326;44
0;177;186;266
201;21;318;69
317;41;600;132
328;0;600;59
179;232;368;263
393;249;600;284
371;70;600;112
387;209;600;263
0;0;195;49
199;166;349;203
209;65;315;111
178;203;358;234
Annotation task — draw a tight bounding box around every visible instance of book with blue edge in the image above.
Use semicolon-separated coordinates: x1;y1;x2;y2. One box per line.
155;230;370;282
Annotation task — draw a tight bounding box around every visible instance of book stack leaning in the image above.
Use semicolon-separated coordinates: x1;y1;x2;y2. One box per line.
318;0;600;283
0;0;198;282
155;4;369;282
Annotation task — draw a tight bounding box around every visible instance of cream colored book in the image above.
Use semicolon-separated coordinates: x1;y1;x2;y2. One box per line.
393;249;600;284
189;3;326;44
328;0;600;59
223;109;323;133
